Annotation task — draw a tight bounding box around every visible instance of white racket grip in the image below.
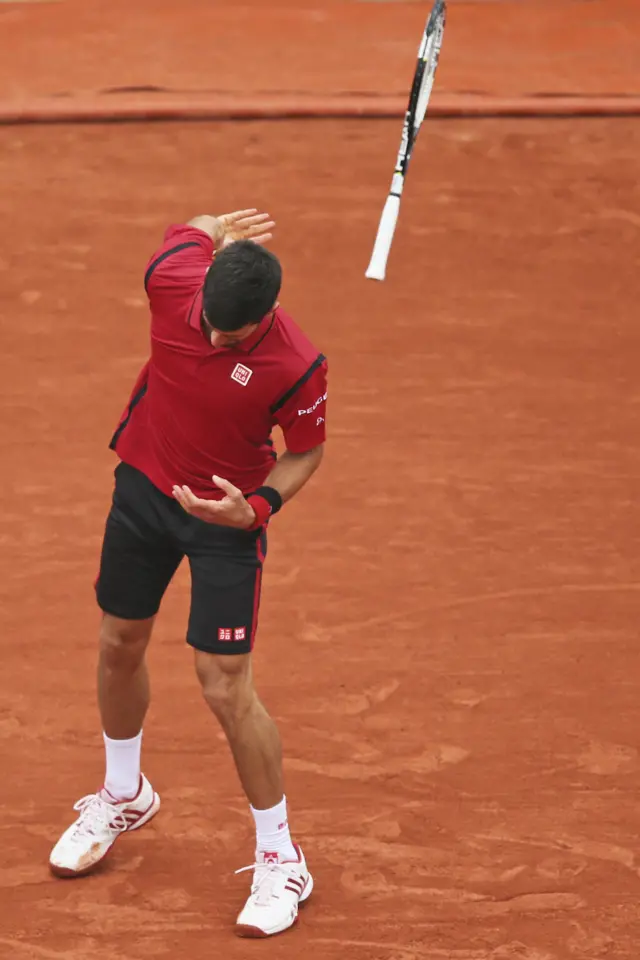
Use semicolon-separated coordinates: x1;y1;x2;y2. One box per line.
365;193;401;281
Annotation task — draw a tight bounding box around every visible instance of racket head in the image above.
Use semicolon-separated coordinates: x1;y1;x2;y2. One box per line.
401;0;446;165
415;0;446;127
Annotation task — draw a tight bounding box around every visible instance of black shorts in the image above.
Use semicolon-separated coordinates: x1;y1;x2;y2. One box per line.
95;462;267;655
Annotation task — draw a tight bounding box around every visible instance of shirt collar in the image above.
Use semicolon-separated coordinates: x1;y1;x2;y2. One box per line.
234;312;275;353
188;294;275;354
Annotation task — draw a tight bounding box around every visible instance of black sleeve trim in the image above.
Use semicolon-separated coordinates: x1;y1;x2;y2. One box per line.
109;383;148;450
186;291;201;329
270;353;326;415
144;241;201;292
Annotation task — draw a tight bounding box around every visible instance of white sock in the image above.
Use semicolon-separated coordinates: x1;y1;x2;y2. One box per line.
251;796;298;863
103;731;142;802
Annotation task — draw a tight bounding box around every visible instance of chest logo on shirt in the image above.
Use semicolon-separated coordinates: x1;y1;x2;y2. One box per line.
230;363;253;387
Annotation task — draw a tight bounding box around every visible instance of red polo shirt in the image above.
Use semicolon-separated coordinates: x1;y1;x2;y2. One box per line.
110;224;327;499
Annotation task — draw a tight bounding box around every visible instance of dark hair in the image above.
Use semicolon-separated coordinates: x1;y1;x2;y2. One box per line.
202;240;282;332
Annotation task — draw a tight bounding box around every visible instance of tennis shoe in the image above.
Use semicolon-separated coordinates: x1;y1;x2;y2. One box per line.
235;845;313;937
49;774;160;877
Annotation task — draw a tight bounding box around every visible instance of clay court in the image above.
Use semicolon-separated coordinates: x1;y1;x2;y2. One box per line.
1;2;639;958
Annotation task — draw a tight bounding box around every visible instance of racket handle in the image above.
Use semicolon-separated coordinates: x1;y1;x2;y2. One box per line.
365;193;401;282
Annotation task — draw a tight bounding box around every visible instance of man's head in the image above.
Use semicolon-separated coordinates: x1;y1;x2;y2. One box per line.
202;240;282;347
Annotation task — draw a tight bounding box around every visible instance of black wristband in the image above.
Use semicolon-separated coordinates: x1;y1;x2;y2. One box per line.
253;485;283;516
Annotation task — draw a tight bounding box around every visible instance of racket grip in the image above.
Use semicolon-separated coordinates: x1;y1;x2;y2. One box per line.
365;193;401;282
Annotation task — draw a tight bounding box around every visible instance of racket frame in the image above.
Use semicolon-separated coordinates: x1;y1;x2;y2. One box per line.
365;0;446;281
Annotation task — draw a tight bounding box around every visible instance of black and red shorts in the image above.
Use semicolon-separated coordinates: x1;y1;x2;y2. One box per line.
95;462;266;655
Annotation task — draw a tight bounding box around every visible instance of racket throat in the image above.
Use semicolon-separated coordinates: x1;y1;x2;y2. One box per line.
389;172;405;197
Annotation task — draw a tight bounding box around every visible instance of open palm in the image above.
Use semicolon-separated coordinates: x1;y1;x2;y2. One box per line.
172;475;255;529
218;209;275;248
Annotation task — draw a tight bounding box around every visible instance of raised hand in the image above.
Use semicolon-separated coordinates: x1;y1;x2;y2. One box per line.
217;209;275;248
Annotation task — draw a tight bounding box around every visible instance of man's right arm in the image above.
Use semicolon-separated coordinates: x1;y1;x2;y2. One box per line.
144;224;214;302
186;216;226;246
144;210;276;305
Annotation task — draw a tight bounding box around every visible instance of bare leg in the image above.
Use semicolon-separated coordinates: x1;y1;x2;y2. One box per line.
194;650;283;809
98;613;155;740
48;614;160;877
195;649;307;936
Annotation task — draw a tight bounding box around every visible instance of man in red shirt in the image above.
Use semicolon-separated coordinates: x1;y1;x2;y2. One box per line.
49;210;327;938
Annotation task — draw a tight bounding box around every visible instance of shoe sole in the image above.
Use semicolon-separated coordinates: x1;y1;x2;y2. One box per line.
49;792;161;879
235;872;314;939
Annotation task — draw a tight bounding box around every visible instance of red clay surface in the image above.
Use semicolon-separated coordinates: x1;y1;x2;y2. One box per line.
1;0;639;120
1;115;639;959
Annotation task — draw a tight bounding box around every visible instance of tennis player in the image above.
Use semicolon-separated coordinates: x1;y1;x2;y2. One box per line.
49;209;327;939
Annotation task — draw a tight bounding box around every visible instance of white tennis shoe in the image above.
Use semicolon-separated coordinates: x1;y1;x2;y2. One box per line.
49;774;160;877
235;845;313;938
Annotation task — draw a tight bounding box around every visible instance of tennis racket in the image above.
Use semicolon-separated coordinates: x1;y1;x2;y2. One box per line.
365;0;447;282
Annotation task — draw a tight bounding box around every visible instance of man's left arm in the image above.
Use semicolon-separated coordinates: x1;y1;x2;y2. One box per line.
172;356;327;528
243;357;328;524
172;446;324;529
262;446;325;501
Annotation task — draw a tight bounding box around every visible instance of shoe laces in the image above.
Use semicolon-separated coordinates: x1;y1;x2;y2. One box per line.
70;794;128;840
235;861;293;906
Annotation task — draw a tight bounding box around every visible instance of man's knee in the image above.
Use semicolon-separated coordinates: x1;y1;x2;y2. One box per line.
195;651;255;727
99;614;153;671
